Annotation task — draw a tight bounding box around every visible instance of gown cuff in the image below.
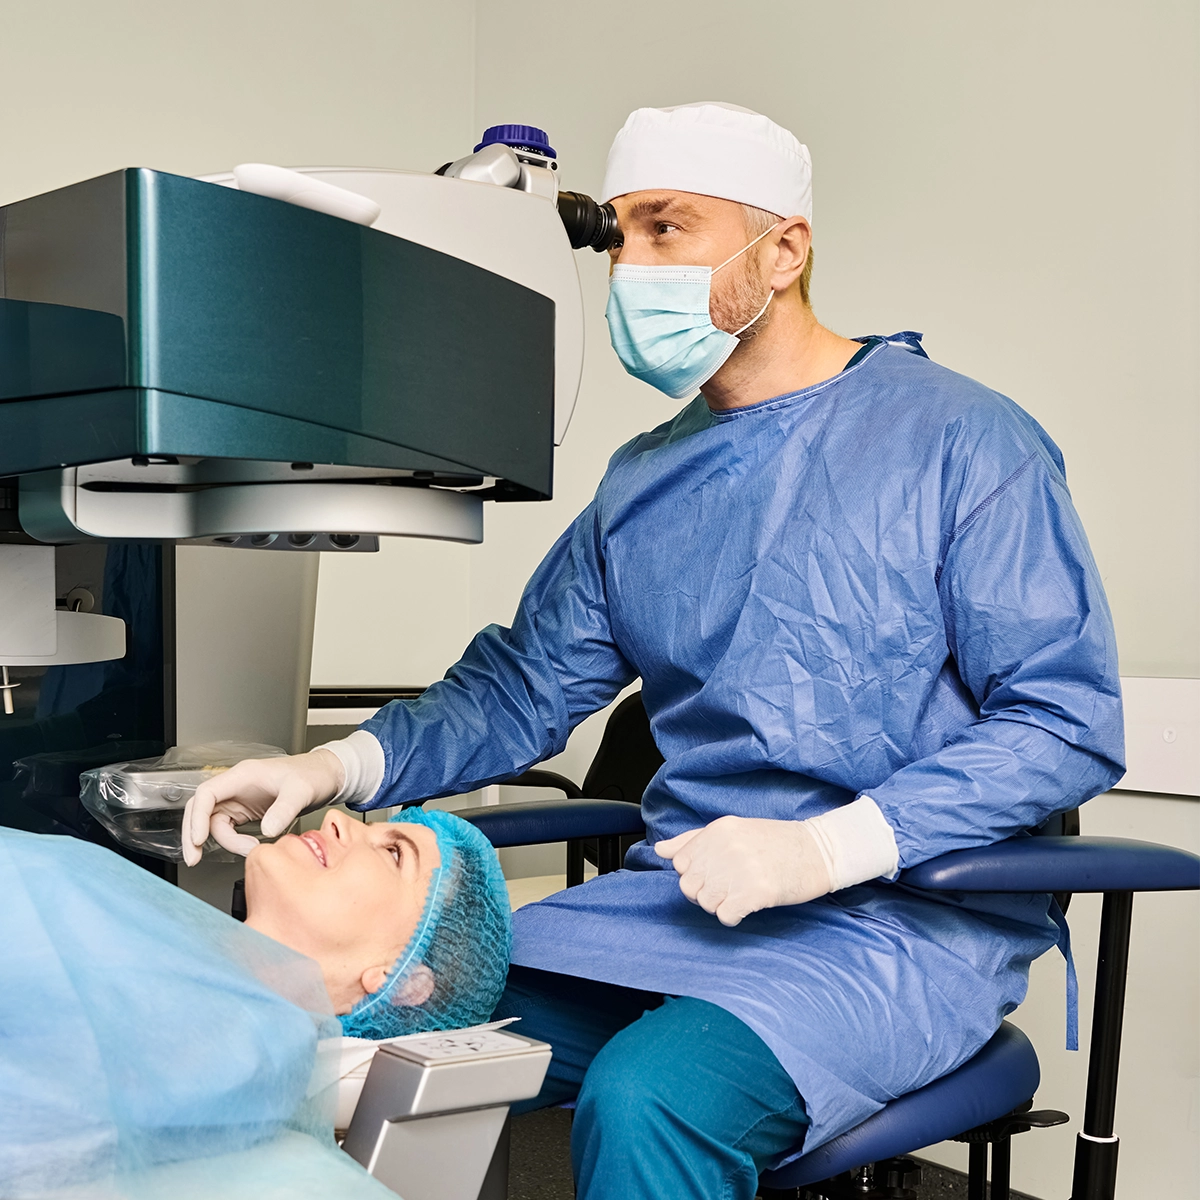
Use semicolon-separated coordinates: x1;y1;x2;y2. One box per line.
315;730;387;808
804;796;900;891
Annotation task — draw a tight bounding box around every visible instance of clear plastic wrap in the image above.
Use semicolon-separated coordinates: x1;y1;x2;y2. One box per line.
79;742;287;862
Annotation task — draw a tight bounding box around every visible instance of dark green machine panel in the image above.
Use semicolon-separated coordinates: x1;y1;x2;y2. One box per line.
0;169;555;497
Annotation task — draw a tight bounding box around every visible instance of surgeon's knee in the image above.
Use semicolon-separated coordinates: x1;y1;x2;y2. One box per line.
575;1040;674;1143
572;1040;756;1198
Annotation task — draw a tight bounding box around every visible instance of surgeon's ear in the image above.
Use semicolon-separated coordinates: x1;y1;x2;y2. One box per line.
769;216;811;291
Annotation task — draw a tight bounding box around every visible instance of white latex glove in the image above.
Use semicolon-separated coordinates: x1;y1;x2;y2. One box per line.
181;749;345;867
655;815;834;928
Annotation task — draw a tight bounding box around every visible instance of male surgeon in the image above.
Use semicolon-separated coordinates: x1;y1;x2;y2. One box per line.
184;103;1124;1198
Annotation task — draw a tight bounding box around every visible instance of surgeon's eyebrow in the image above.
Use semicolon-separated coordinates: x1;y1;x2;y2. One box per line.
625;197;704;224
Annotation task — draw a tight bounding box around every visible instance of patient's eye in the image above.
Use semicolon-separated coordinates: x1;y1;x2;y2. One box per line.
388;840;403;867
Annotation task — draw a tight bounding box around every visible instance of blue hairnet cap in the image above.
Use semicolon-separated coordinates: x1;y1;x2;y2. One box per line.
339;808;512;1039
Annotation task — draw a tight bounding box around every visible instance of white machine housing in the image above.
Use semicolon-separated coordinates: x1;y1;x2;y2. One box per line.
342;1026;552;1200
19;158;585;549
207;162;585;447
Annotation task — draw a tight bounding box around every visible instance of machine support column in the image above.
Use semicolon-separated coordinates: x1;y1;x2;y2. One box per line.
1071;890;1133;1200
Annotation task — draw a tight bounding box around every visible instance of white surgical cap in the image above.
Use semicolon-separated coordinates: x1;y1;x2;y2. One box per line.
600;101;812;222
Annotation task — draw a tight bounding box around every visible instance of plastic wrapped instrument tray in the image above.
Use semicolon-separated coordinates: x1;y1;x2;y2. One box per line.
79;742;286;862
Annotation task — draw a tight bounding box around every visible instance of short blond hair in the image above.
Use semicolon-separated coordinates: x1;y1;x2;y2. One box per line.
742;204;813;307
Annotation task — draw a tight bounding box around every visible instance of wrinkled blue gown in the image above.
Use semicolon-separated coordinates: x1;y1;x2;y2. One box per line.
360;337;1124;1153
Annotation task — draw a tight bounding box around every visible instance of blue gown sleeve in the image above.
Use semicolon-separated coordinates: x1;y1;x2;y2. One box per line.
866;452;1126;868
358;502;638;809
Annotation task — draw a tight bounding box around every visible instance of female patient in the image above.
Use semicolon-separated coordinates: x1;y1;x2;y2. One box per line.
0;807;510;1198
246;806;511;1036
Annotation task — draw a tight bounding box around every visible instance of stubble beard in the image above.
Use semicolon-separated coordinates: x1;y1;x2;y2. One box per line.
710;251;773;344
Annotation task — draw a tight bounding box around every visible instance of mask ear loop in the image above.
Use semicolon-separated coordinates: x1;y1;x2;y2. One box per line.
732;289;774;337
712;221;781;274
713;221;782;338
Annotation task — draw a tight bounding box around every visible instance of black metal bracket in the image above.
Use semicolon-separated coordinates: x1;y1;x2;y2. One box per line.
949;1100;1069;1200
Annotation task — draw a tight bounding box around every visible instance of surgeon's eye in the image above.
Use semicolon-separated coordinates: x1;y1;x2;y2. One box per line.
654;222;678;237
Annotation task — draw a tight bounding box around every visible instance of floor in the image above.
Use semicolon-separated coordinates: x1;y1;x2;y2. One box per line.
508;1109;575;1200
508;1107;1043;1200
505;871;592;910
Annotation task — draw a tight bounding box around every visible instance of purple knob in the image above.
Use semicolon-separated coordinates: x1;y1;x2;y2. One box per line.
474;124;556;160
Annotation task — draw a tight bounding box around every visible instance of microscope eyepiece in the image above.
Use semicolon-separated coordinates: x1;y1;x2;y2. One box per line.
556;190;619;253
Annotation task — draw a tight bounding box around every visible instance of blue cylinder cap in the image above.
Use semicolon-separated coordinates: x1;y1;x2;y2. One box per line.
474;124;556;160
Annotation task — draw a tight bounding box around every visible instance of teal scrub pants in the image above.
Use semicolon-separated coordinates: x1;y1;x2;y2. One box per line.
496;965;810;1200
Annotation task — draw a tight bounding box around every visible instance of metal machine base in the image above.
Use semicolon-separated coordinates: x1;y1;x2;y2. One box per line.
342;1027;551;1200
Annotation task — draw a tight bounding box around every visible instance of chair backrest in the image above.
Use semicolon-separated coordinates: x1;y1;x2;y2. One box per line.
581;692;664;804
1034;809;1081;838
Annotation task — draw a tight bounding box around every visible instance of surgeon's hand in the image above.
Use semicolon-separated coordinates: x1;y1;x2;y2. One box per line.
181;749;345;866
655;815;833;928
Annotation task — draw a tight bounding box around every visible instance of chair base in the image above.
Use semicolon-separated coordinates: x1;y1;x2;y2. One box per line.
761;1155;922;1198
760;1103;1068;1200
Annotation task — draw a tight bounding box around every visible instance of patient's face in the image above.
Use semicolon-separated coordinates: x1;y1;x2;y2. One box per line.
244;810;441;1014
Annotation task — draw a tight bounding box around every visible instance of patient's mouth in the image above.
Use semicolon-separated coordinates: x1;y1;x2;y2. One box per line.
299;831;328;867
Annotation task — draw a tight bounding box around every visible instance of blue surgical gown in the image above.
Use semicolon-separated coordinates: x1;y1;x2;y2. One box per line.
360;338;1124;1153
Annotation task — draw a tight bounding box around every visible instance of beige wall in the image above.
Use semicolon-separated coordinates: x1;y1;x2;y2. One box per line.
0;0;476;203
311;0;1200;724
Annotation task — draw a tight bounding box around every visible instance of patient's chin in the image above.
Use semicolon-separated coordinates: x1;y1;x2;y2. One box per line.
242;841;277;891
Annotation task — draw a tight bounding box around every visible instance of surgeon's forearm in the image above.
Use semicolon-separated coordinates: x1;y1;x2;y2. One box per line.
866;713;1123;869
315;730;387;807
805;796;900;890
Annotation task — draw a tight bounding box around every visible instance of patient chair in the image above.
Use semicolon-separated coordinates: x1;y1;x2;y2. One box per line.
463;693;1200;1200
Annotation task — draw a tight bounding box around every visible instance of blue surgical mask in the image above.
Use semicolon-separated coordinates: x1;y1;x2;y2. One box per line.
605;223;779;399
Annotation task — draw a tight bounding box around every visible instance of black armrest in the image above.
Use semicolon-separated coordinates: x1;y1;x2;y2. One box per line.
502;769;584;799
458;798;645;848
901;836;1200;894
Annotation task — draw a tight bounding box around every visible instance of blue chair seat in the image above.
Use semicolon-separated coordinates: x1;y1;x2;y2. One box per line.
760;1022;1040;1190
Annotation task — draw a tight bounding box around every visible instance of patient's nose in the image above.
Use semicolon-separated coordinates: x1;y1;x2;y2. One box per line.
322;810;354;842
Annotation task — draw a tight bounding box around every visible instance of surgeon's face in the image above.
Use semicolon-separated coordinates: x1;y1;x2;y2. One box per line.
244;810;441;1013
608;189;783;336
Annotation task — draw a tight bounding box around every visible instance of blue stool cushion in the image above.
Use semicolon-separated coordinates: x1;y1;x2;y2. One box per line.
760;1022;1040;1189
